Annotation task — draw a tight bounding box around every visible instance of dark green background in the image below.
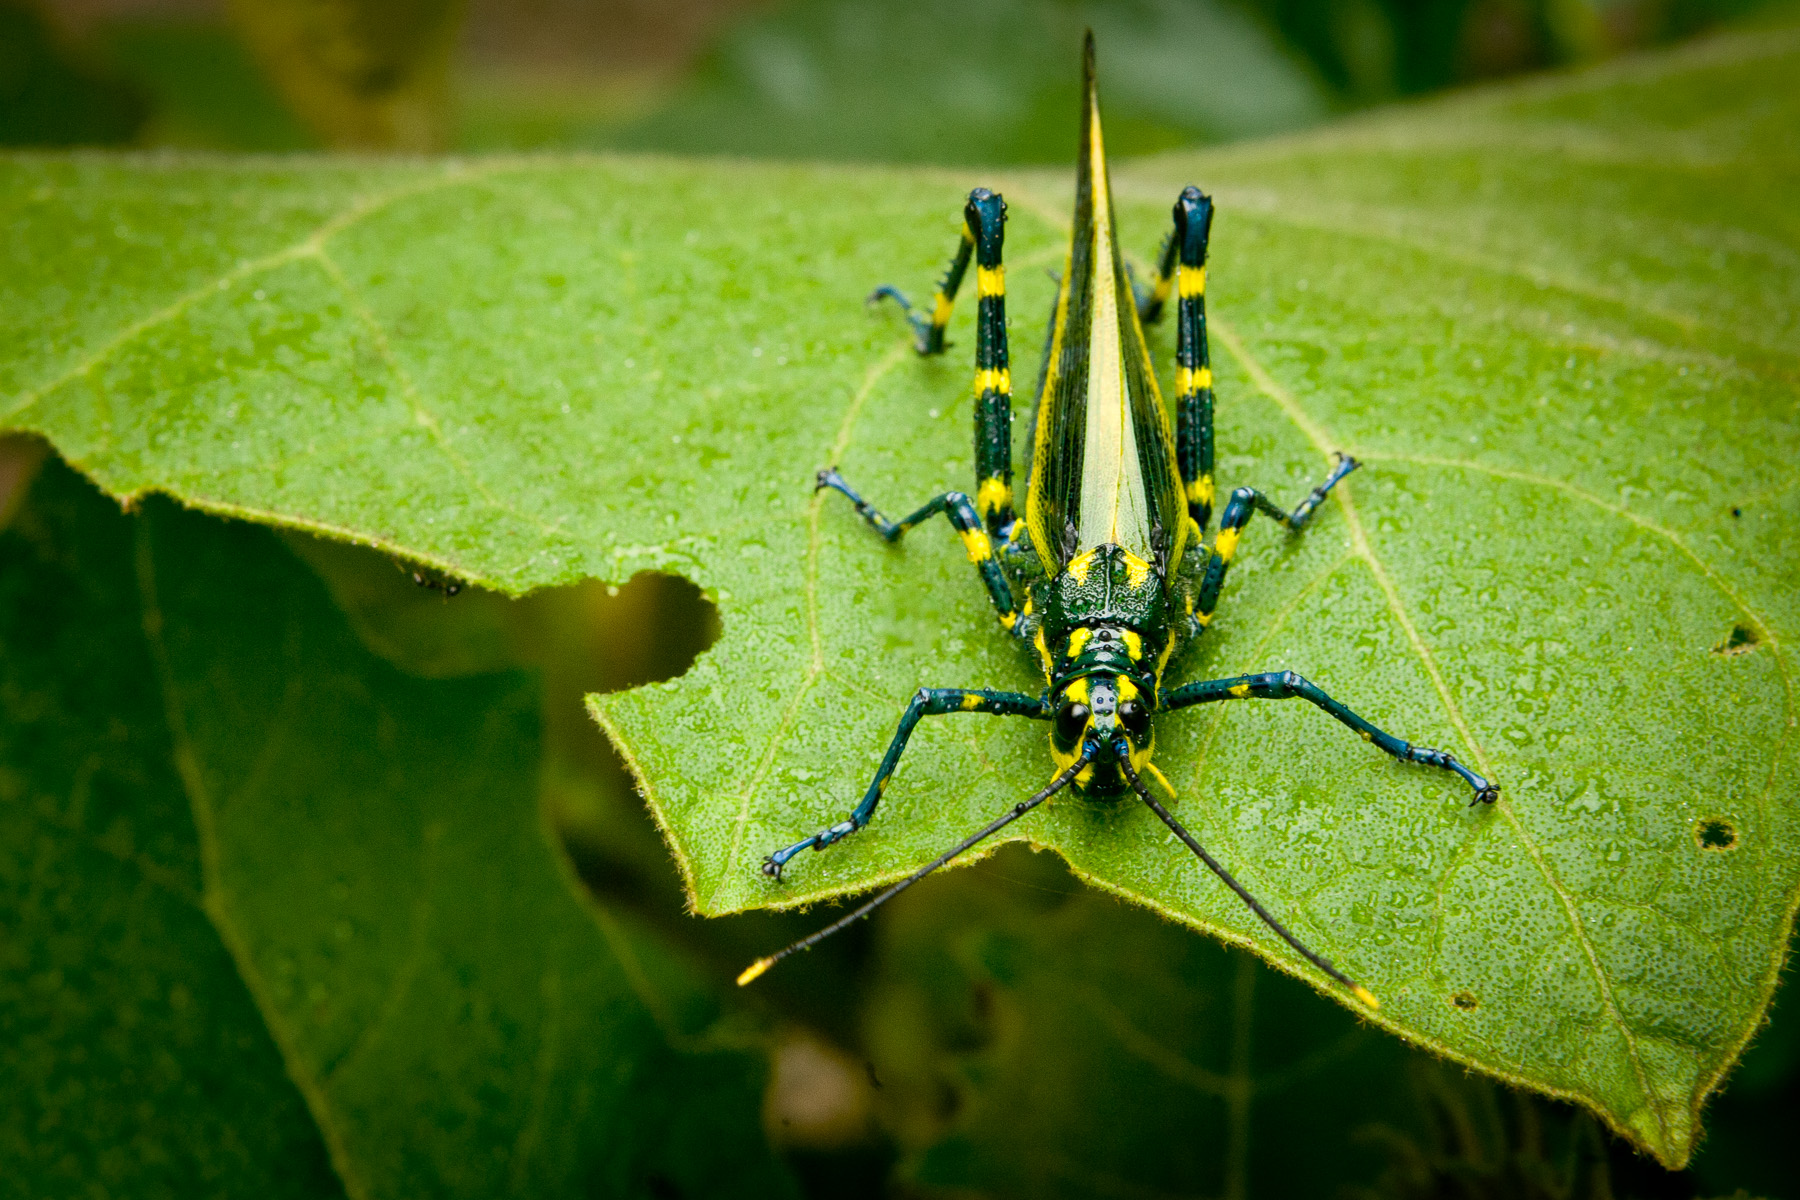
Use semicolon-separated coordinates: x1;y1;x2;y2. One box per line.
3;0;1797;1196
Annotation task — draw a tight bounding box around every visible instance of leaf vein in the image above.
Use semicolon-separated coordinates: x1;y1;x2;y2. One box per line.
1215;316;1675;1152
5;162;523;421
709;342;909;905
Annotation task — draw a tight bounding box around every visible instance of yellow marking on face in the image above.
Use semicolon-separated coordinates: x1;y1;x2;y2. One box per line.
1116;676;1140;702
1067;549;1097;584
932;291;954;329
976;476;1012;517
1121;551;1151;588
1189;475;1215;506
1122;630;1143;660
974;367;1012;396
1065;627;1092;659
1229;683;1250;698
1067;678;1091;704
960;527;992;563
1214;526;1240;562
1179;265;1206;298
977;265;1005;296
962;693;982;711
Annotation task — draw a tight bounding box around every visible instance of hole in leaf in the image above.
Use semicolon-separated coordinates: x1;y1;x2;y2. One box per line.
1713;624;1761;655
1450;990;1479;1012
0;434;49;532
1695;817;1738;851
286;530;722;914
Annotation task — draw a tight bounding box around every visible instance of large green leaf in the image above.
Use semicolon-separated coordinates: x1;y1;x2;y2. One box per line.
4;26;1797;1167
860;845;1420;1198
862;844;1653;1199
0;459;793;1198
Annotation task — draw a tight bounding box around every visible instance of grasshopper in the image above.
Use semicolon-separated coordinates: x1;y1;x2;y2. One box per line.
740;34;1496;1003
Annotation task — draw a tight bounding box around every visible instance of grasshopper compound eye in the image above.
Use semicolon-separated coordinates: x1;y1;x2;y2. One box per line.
1118;699;1150;743
1053;701;1091;749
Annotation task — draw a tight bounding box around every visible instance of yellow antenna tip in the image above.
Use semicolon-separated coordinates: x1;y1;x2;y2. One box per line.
1352;985;1380;1009
737;957;775;987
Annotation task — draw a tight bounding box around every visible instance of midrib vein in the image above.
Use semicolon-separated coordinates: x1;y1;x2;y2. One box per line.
710;342;908;906
1213;316;1672;1148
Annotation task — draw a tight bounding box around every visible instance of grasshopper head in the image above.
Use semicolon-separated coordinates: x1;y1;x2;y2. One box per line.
1050;671;1154;795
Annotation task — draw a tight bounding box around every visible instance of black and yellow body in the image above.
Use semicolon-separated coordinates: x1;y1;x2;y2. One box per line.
742;35;1497;1000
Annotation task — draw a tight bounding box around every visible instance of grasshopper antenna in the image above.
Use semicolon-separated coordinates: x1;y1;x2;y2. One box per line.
1114;740;1379;1009
739;744;1098;985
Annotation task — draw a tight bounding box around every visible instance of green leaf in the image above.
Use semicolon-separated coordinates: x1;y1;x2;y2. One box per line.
0;459;793;1198
864;845;1654;1198
862;845;1421;1198
4;26;1798;1168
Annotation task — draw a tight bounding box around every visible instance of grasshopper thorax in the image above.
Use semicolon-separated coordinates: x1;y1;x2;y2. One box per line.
1042;544;1168;793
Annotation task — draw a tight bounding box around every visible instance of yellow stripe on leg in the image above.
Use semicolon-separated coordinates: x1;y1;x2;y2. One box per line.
976;477;1012;518
931;291;954;329
960;527;993;563
1214;526;1239;561
1174;366;1213;394
977;265;1005;296
1179;265;1206;297
974;368;1012;396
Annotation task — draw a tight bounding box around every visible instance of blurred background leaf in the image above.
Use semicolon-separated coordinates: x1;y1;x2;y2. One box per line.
3;0;1797;1197
0;453;797;1198
5;0;1792;153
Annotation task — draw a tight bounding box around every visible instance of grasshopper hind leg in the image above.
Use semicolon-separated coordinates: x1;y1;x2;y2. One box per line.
868;192;980;356
814;469;1022;632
